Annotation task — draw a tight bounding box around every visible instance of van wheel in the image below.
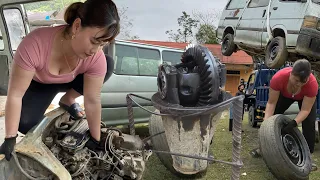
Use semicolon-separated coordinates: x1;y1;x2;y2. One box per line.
259;114;312;180
265;37;288;69
221;33;236;56
249;106;257;127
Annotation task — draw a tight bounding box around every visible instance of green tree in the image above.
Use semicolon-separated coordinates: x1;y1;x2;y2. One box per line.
195;24;218;44
117;6;139;40
165;11;198;43
192;10;221;44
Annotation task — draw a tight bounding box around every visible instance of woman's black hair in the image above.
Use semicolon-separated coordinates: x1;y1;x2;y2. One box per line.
64;0;120;42
291;59;312;83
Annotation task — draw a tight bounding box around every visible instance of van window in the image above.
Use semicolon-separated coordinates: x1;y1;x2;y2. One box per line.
3;8;26;51
248;0;270;7
138;48;160;76
227;0;247;9
162;50;183;65
246;73;256;94
115;44;138;75
115;44;160;76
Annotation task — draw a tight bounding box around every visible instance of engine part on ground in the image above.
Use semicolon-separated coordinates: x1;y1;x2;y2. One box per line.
157;44;226;107
45;115;151;180
59;119;90;153
259;114;312;180
0;110;150;180
113;133;144;151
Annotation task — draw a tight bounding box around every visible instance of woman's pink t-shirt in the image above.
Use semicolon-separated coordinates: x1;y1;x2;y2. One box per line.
13;25;107;84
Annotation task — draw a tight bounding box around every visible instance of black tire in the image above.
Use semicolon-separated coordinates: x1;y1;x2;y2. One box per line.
249;106;257;127
265;37;288;69
221;33;236;56
149;111;200;178
259;115;312;180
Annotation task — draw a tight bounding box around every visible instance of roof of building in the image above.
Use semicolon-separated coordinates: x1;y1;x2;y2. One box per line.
130;40;253;65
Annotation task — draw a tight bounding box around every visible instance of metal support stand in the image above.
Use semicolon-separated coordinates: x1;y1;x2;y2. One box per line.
231;95;244;180
126;93;245;180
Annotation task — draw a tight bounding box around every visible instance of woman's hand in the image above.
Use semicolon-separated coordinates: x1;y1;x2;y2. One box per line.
83;74;104;141
0;134;18;161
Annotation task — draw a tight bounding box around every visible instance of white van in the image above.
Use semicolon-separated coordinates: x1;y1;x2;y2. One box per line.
217;0;320;70
0;1;184;126
102;40;184;125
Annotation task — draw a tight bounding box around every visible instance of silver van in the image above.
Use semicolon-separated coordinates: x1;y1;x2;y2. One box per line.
102;40;184;125
0;1;184;126
217;0;320;70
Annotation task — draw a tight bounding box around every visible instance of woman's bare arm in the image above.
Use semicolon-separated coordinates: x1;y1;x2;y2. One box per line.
295;96;316;124
5;62;34;137
83;74;104;141
264;88;280;120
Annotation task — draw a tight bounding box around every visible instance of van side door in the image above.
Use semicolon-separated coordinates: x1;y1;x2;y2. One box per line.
262;0;309;47
235;0;269;48
0;3;29;95
217;0;247;39
101;43;161;125
162;49;183;66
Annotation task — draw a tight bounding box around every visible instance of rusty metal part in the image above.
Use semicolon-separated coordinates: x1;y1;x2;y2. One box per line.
126;93;171;136
12;152;50;180
127;91;245;179
151;150;243;167
126;94;135;136
231;95;244;180
118;134;144;151
181;44;224;106
0;109;76;179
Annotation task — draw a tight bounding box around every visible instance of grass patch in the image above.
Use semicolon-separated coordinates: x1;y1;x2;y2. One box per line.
131;111;320;180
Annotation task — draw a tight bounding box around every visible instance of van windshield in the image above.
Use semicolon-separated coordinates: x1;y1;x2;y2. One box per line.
3;8;26;51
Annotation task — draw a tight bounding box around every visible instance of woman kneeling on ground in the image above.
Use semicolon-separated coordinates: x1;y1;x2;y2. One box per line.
0;0;120;161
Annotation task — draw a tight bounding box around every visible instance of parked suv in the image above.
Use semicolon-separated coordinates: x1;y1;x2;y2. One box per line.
217;0;320;70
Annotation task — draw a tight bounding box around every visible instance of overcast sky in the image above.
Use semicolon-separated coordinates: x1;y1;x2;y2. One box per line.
115;0;229;41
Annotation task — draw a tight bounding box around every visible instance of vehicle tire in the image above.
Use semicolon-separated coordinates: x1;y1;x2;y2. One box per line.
265;37;288;69
221;33;236;56
259;114;312;180
249;106;257;127
149;111;202;178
